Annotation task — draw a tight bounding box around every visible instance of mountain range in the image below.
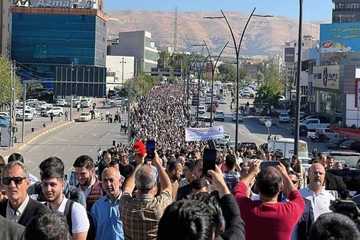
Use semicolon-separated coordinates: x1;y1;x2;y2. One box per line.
106;11;321;57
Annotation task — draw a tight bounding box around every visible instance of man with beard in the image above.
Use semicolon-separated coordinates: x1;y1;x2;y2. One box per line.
90;167;124;240
73;155;103;211
166;160;183;200
40;157;89;240
300;163;335;220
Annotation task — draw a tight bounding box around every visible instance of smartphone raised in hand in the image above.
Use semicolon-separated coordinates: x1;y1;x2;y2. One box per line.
260;161;280;171
145;139;156;163
202;149;217;176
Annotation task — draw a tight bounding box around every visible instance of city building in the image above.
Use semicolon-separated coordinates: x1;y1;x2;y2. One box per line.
308;0;360;126
106;56;135;92
282;35;318;110
10;0;107;97
332;0;360;23
0;0;11;57
108;30;160;74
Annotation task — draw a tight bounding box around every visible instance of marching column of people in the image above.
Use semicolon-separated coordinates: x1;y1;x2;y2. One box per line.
0;84;359;240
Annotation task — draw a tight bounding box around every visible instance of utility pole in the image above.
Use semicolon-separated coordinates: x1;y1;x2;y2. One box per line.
9;61;14;148
294;0;303;156
21;83;26;143
120;57;127;86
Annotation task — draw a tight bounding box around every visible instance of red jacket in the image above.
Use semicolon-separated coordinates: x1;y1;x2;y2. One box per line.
234;182;304;240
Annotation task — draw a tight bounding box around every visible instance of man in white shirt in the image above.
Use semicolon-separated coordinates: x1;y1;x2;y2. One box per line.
40;156;89;240
300;163;335;220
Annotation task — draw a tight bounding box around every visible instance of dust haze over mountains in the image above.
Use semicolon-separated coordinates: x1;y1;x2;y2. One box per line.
107;11;321;57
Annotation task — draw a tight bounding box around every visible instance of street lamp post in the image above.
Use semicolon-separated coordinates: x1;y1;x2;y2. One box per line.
294;0;303;157
205;8;272;149
203;40;229;127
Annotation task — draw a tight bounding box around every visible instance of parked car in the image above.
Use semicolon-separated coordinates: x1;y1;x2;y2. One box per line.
327;138;347;150
214;112;225;121
81;98;92;108
76;112;92;122
55;99;67;107
16;110;33;121
0;115;10;127
278;112;290;123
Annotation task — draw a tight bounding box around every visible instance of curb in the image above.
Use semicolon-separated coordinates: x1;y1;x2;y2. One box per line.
0;120;74;158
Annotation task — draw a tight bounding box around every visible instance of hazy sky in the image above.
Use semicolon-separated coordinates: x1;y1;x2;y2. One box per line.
104;0;333;22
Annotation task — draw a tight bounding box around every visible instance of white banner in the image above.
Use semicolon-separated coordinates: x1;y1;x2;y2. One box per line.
185;126;224;142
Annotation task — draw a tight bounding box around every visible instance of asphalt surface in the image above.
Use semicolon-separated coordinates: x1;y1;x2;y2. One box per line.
11;106;128;178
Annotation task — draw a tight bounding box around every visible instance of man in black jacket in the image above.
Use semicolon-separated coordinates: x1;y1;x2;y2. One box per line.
0;161;49;227
158;165;245;240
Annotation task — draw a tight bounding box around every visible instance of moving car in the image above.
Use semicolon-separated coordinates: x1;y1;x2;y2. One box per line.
232;113;243;122
45;107;64;117
76;112;92;122
278;112;290;123
214;112;225;121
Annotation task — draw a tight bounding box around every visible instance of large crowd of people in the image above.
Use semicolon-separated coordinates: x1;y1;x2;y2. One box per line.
0;83;359;240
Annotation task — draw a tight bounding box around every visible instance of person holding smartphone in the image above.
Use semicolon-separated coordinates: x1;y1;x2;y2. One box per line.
233;160;305;240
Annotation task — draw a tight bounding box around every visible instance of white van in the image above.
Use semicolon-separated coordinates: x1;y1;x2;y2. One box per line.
268;137;311;163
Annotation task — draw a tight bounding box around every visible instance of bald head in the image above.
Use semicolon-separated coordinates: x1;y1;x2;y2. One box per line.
308;163;326;191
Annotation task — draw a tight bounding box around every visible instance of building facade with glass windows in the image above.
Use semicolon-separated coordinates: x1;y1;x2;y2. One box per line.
10;5;107;97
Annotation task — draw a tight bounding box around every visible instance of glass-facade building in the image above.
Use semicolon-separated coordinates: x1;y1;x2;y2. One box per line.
11;7;107;97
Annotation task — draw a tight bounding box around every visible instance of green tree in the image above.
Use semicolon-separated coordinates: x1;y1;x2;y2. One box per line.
254;64;283;112
0;57;22;105
124;74;158;97
218;63;236;82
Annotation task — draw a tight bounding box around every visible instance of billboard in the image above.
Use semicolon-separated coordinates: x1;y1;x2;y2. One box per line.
13;0;102;9
320;22;360;53
284;47;295;63
313;65;340;90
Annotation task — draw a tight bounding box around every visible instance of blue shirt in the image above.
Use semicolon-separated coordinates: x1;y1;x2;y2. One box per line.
91;195;124;240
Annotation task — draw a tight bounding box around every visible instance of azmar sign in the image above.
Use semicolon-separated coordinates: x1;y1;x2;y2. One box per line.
320;22;360;52
13;0;97;9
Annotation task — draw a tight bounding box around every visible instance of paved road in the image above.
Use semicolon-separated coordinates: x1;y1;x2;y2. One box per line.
14;108;128;178
194;95;327;152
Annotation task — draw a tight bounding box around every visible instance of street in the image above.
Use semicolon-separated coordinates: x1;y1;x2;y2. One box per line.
11;106;128;177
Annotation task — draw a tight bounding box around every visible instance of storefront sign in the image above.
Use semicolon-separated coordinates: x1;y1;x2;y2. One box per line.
13;0;98;9
313;65;340;90
284;47;295;63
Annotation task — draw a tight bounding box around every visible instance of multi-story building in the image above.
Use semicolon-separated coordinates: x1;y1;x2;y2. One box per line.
0;0;11;57
108;31;159;74
10;0;107;97
282;35;318;110
332;0;360;23
106;56;135;92
310;0;360;126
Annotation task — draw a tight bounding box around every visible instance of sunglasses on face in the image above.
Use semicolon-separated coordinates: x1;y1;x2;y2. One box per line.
2;177;26;186
292;180;299;184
